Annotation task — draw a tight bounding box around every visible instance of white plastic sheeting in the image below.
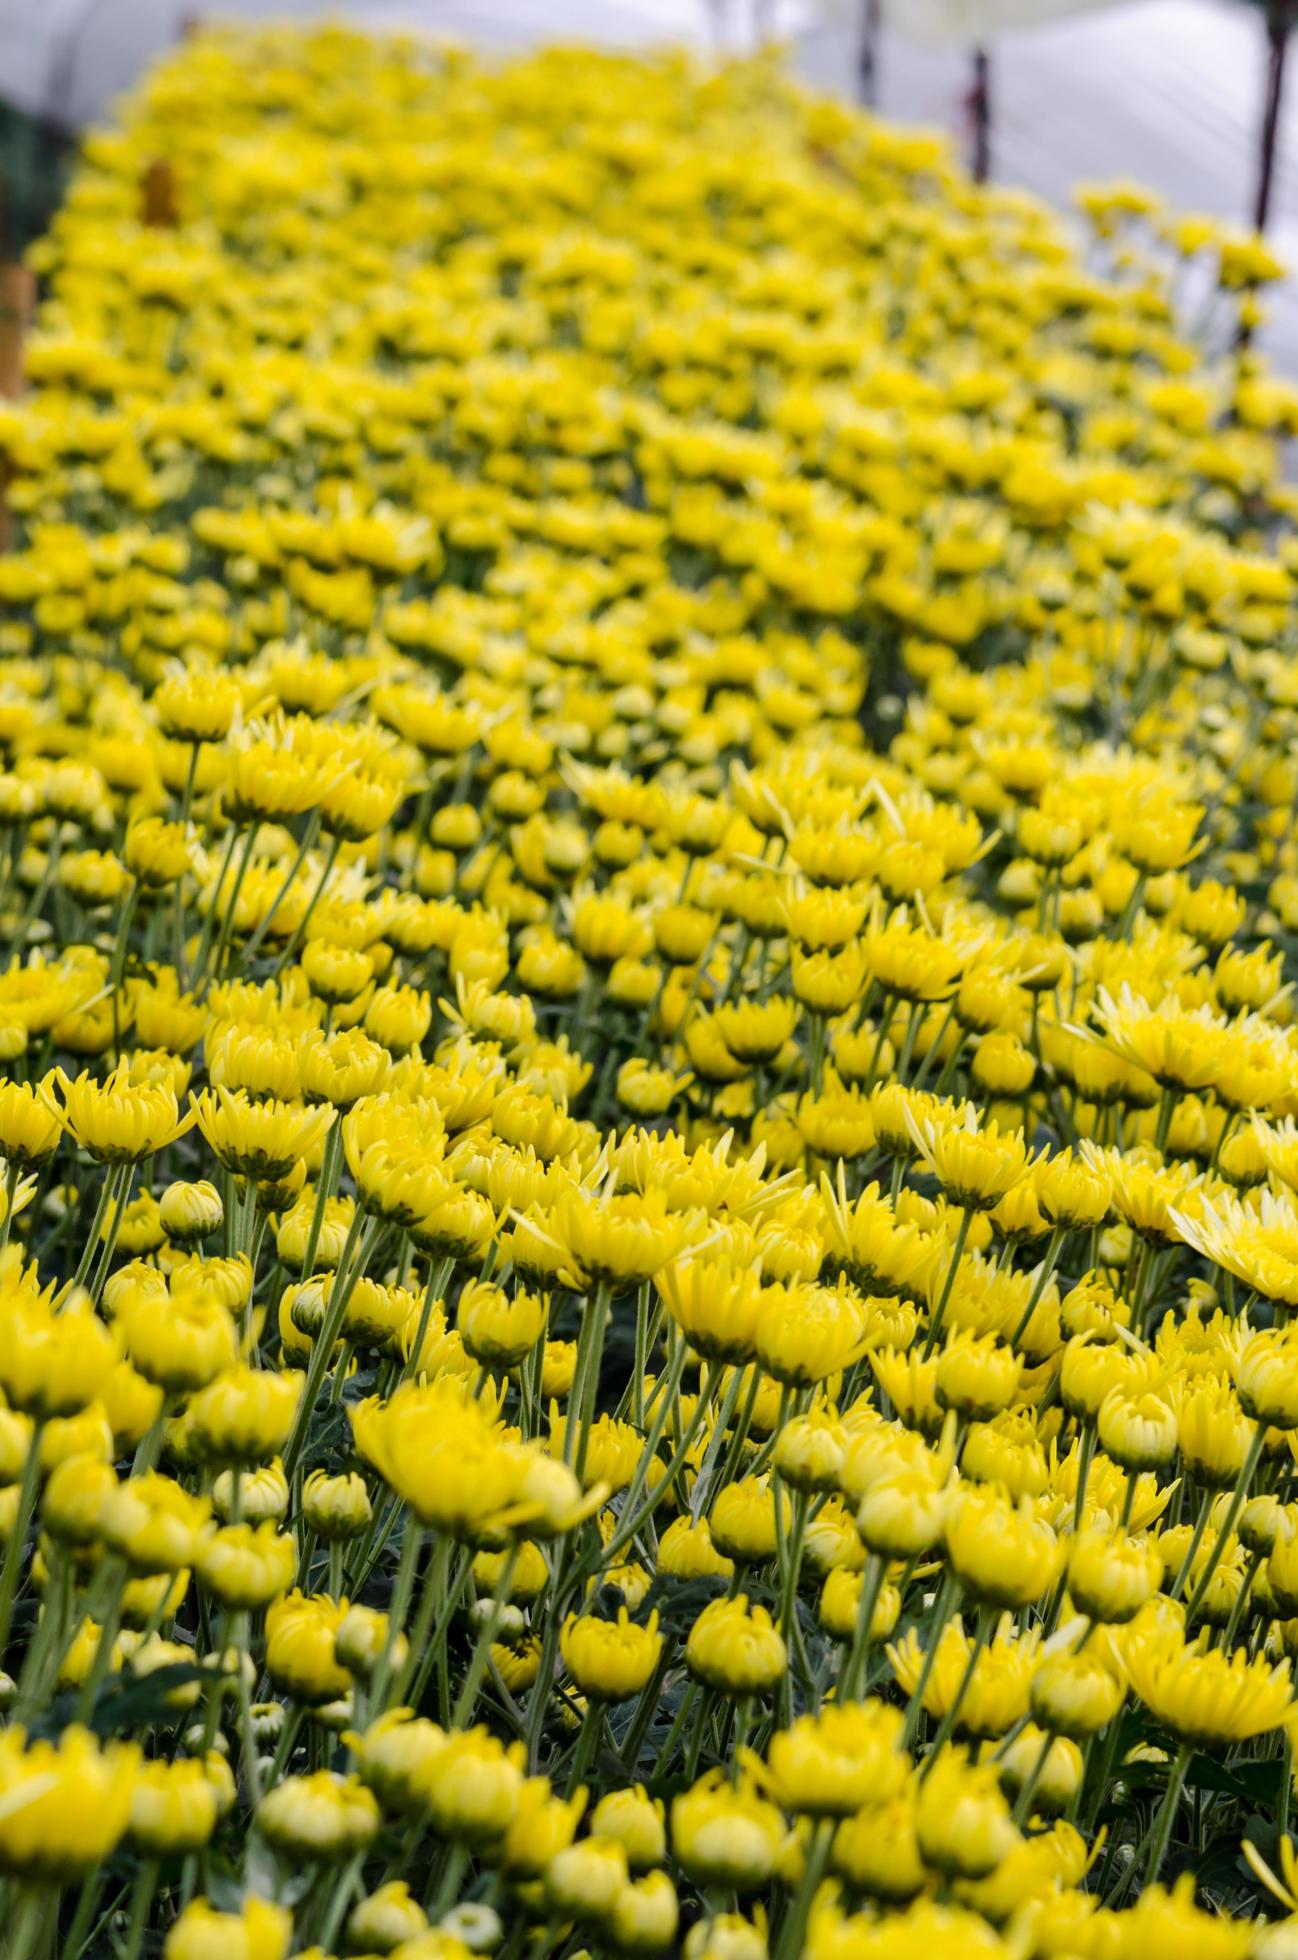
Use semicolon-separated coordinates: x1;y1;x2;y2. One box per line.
0;0;1172;130
1;0;774;129
893;0;1134;44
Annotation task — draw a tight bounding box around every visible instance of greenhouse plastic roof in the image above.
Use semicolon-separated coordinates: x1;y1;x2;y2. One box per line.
0;0;729;131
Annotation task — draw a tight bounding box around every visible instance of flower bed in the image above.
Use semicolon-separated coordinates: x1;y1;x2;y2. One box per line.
0;22;1296;1959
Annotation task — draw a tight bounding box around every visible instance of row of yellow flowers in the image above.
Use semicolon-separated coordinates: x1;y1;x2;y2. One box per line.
0;20;1297;1960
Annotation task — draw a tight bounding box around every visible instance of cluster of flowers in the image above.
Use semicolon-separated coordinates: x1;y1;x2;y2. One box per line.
3;20;1298;1960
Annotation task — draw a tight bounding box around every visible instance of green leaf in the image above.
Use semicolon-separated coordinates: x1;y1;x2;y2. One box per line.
31;1659;216;1741
1185;1752;1284;1806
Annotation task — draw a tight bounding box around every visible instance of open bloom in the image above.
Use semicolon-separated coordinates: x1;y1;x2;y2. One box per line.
0;1726;138;1879
1174;1188;1298;1312
45;1065;195;1163
905;1106;1035;1211
192;1088;334;1182
1124;1629;1293;1745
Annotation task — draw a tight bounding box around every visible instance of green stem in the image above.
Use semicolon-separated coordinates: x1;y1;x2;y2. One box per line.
777;1485;809;1660
172;742;201;985
298;1121;343;1284
523;1545;568;1770
902;1571;958;1750
242;811;321;965
108;880;140;1064
1010;1223;1065;1347
574;1335;690;1586
282;1211;380;1477
402;1253;454;1384
368;1521;424;1713
14;824;63;948
572;1280;612;1486
774;1819;831;1960
5;1889;48;1960
206;820;261;985
429;1841;470;1920
566;1699;603;1796
622;1644;673;1772
190;825;238;980
579;1363;712;1589
1112;1741;1192;1901
0;1158;21;1260
64;1162;124;1301
62;1872;102;1960
729;1695;753;1785
1182;1426;1264;1616
651;1678;697;1776
266;1705;305;1786
451;1545;519;1729
1073;1424;1095;1533
1011;1731;1054;1825
919;1608;990;1775
688;1365;746;1521
274;834;342;976
87;1163;136;1304
393;1533;451;1707
0;1427;42;1662
119;1857;158;1960
838;1553;884;1700
75;1556;126;1722
233;1611;262;1806
714;1361;764;1493
923;1208;972;1358
315;1847;366;1953
12;1547;69;1723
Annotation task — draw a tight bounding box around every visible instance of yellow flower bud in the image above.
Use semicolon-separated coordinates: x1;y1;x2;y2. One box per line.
303;1468;372;1541
671;1770;785;1892
211;1459;289;1526
346;1881;428;1954
767;1702;906;1817
590;1785;667;1871
117;1284;237;1395
819;1565;900;1646
561;1607;662;1703
348;1709;447;1816
915;1747;1020;1879
187;1366;302;1466
158;1179;224;1247
421;1727;526;1845
1097;1387;1178;1471
609;1871;679;1955
1067;1528;1162;1624
128;1758;220;1853
856;1468;947;1560
42;1451;115;1548
1236;1329;1298;1430
997;1726;1084;1813
831;1794;926;1901
496;1775;585;1879
685;1594;786;1695
1030;1650;1124;1738
266;1589;353;1705
196;1521;297;1609
458;1280;547;1368
257;1770;379;1859
945;1487;1062;1609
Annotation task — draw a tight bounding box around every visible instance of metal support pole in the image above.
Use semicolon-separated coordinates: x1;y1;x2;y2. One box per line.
859;0;881;108
1255;0;1293;233
970;47;991;184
